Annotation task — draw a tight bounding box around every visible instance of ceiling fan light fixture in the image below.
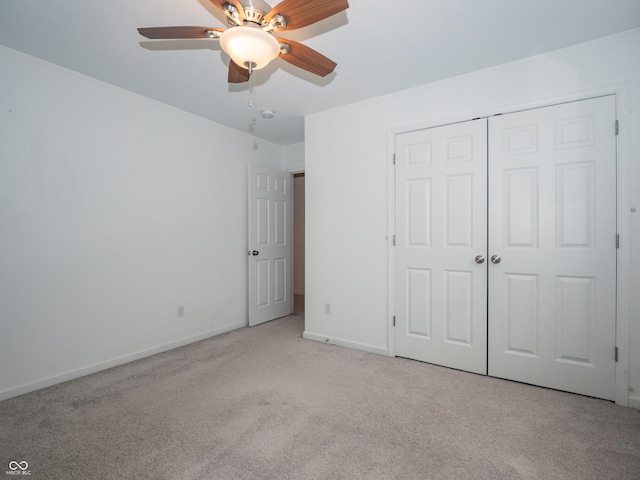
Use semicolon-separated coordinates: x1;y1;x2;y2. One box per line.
219;26;280;71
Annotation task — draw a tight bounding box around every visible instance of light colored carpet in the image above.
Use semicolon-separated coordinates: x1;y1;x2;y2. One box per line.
1;315;639;479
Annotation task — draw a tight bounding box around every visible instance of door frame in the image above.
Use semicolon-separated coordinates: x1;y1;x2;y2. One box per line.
387;83;632;406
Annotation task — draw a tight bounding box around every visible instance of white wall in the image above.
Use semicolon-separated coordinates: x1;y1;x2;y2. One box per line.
304;28;640;404
0;45;283;400
283;142;305;173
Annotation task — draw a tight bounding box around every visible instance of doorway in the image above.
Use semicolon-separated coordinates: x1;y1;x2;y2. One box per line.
393;96;618;400
293;173;305;316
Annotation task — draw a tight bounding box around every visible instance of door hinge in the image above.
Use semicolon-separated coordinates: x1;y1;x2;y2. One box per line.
392;235;396;246
616;233;620;249
615;346;619;362
393;153;396;165
393;315;396;327
615;119;619;135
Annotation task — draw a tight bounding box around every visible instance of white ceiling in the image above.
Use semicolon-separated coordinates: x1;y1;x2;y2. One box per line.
1;0;639;146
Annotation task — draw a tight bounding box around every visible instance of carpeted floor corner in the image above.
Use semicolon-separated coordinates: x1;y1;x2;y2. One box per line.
1;315;639;479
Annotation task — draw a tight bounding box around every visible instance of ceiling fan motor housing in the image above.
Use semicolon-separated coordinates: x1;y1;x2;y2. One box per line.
243;6;265;25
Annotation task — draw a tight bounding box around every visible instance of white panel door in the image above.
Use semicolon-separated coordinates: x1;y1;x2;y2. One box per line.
488;96;617;399
395;119;488;374
248;164;293;326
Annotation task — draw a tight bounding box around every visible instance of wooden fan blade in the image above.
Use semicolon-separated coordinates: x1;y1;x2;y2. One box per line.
137;26;223;39
228;60;250;83
277;39;337;77
266;0;348;31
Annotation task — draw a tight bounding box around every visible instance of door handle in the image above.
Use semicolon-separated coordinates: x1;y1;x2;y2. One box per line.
491;255;501;264
252;250;259;256
475;255;485;264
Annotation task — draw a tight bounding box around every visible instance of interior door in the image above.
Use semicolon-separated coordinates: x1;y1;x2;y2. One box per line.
487;96;617;400
248;163;293;326
394;119;488;374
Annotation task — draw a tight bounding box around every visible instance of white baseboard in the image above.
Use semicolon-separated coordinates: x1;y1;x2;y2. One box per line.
0;321;246;402
628;395;640;410
303;330;388;356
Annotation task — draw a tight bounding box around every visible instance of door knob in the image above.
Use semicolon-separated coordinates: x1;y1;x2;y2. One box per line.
475;255;485;264
491;255;501;264
252;250;259;256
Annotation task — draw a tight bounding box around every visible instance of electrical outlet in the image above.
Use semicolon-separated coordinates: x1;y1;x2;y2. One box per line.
324;303;332;315
177;305;185;318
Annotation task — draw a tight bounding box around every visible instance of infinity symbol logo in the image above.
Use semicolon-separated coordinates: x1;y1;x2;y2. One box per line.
8;461;29;471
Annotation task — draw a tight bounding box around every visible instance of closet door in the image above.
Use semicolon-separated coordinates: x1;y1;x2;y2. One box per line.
487;96;617;400
395;119;488;374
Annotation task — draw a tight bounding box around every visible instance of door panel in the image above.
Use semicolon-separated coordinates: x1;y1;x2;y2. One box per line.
503;273;539;356
488;95;617;400
444;270;473;345
248;164;293;326
395;120;488;374
505;168;538;247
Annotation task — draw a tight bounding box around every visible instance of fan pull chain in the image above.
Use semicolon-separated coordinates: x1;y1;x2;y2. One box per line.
248;70;257;125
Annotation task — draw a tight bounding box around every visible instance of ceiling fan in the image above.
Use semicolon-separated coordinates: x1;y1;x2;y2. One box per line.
137;0;349;83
